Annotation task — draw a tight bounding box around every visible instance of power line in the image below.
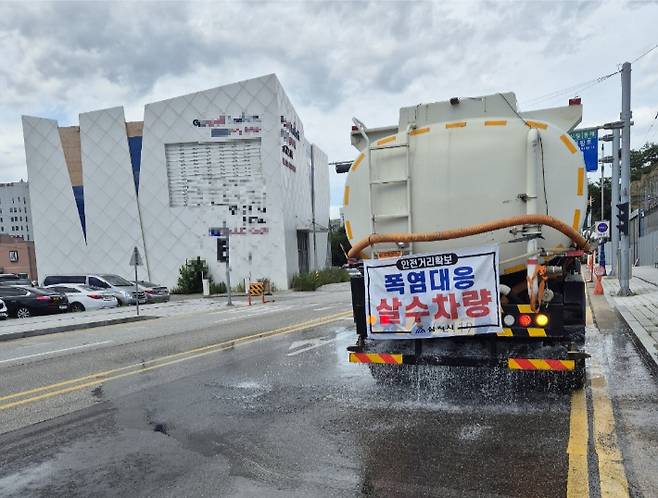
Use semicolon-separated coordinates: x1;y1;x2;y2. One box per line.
630;43;658;64
520;71;619;108
643;110;658;144
521;44;656;109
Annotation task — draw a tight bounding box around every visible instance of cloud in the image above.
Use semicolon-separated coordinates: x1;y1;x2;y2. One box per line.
1;0;657;217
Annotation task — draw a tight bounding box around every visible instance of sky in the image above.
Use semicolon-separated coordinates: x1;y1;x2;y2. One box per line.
1;0;657;219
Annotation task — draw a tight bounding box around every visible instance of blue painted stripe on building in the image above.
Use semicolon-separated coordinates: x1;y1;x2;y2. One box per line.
72;185;86;241
128;136;142;194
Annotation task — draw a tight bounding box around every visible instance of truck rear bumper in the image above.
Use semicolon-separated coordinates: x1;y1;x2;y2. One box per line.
348;352;578;371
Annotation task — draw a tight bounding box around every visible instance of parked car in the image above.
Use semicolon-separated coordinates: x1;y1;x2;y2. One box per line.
0;273;35;286
0;286;69;318
45;284;119;312
42;274;146;305
0;298;7;320
133;280;170;303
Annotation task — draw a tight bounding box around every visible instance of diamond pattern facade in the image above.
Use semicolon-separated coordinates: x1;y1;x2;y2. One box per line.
23;74;329;289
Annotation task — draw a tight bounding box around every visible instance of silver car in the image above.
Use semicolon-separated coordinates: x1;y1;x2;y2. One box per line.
42;274;146;306
133;280;170;303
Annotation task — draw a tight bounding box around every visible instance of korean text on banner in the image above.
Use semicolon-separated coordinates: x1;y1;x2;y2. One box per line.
364;244;501;339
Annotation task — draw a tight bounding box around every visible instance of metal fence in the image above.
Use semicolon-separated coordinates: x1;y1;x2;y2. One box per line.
635;230;658;266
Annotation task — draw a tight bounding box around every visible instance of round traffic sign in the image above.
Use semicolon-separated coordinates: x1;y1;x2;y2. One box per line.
597;222;609;233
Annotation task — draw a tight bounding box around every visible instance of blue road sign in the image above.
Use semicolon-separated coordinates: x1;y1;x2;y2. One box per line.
569;128;598;172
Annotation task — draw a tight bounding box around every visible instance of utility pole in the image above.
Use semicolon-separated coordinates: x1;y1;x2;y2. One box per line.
619;61;632;295
611;128;620;276
222;221;233;306
310;146;318;271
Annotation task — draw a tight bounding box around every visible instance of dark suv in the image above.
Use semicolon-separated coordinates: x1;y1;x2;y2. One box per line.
0;286;69;318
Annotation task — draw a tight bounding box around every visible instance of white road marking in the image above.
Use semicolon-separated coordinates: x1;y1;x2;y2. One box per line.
287;332;350;356
313;306;333;312
0;340;113;365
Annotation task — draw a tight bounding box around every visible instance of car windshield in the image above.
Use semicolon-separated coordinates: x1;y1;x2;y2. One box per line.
100;275;133;286
139;281;157;287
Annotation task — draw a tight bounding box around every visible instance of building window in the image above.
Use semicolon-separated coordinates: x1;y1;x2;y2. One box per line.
9;250;18;262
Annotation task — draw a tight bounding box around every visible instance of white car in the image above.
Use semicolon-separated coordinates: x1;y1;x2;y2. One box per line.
0;298;7;319
46;284;118;312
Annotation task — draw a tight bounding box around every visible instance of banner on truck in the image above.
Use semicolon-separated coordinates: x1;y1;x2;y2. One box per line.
364;244;501;339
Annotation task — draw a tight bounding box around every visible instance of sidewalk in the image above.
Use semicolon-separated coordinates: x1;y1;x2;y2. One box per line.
601;266;658;368
0;297;248;342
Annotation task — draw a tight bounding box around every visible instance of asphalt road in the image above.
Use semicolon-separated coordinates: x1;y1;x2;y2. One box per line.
0;282;656;497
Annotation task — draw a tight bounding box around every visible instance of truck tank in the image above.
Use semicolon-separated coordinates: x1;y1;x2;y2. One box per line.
342;92;588;273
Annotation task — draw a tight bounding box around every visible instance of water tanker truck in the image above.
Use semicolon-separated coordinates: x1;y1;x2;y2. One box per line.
340;92;590;388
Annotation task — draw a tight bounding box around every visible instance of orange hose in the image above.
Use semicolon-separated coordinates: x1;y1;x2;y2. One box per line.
347;214;589;259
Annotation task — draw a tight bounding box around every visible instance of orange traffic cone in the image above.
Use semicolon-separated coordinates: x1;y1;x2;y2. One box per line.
594;268;604;295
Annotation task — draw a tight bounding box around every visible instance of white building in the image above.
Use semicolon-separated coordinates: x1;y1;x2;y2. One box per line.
0;180;33;241
22;74;330;289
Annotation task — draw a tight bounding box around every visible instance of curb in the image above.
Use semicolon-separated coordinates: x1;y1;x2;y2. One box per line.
601;280;658;371
0;315;158;343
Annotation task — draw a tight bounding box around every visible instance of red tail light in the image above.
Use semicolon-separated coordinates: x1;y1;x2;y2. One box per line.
145;290;155;294
88;294;103;299
518;314;532;327
36;295;51;301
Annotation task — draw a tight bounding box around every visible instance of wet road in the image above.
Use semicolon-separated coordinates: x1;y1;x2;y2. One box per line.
0;283;656;497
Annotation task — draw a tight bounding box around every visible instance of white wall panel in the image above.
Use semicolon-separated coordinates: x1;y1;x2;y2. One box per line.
79;107;147;279
22;116;87;281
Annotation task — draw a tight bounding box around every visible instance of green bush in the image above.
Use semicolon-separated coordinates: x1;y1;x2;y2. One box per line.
176;257;208;294
176;257;227;294
291;267;350;291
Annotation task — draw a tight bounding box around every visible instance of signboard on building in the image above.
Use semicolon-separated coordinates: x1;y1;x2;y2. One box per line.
363;244;501;339
569;128;598;172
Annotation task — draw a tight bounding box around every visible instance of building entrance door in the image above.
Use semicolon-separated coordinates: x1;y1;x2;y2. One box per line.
297;230;309;274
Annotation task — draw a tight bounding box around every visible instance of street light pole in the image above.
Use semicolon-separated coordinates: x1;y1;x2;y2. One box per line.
619;61;632;295
600;142;605;222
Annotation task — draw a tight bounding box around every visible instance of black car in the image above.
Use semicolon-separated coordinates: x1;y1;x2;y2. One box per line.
0;273;34;286
0;286;69;318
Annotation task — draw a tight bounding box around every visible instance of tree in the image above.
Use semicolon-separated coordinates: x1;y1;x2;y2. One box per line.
329;224;351;267
587;178;611;223
631;142;658;181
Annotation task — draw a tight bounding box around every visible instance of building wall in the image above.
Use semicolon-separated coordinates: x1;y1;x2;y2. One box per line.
24;75;329;289
0;234;37;280
0;180;33;241
138;74;289;289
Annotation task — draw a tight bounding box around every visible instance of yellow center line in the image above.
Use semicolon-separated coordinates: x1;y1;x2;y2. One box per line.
0;311;352;411
590;364;630;498
567;387;589;498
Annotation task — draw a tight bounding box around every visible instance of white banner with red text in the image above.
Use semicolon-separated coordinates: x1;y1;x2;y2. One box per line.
363;244;502;339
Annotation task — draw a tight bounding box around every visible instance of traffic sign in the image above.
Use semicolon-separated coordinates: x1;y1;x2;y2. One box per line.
594;220;609;238
569;128;598;172
129;246;143;266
